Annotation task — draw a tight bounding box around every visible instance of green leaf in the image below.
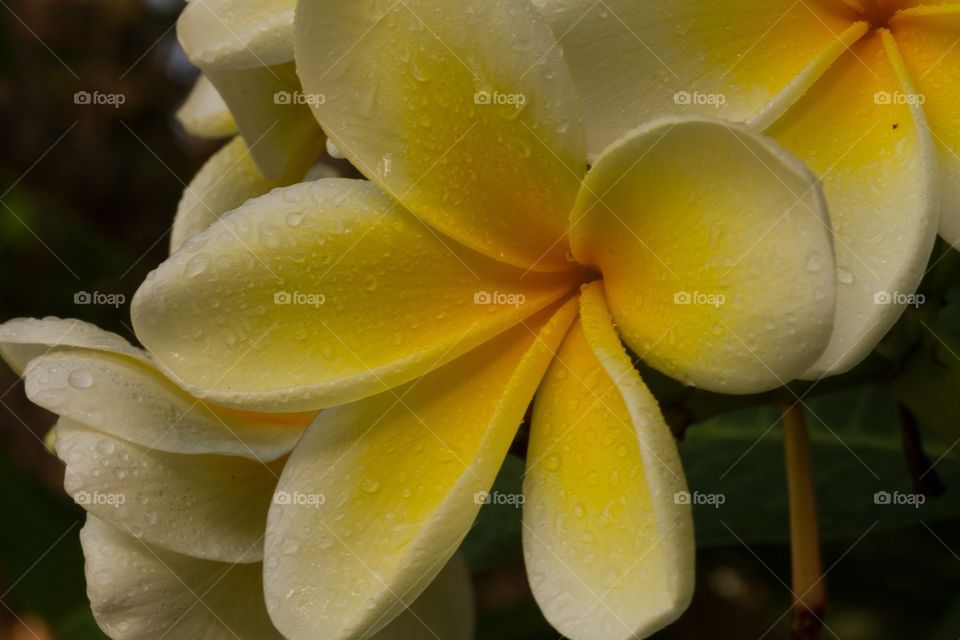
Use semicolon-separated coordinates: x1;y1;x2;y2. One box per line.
681;386;960;546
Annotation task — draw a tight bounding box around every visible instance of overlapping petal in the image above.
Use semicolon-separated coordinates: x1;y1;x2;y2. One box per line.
177;0;295;70
133;179;580;411
295;0;586;271
0;317;147;374
204;63;324;180
532;0;863;156
892;8;960;245
523;283;693;640
170;137;297;253
262;299;578;640
56;418;281;563
571;116;835;393
766;29;939;376
81;516;282;640
176;75;237;139
82;516;474;640
25;350;306;461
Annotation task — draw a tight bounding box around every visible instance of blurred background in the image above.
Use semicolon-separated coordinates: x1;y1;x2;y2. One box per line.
0;1;958;639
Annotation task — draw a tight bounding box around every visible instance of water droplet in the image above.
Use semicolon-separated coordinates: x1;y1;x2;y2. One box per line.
285;212;304;227
68;369;93;389
185;254;209;278
96;440;115;456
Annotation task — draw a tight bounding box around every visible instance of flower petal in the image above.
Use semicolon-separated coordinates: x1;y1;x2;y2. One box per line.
891;9;960;246
294;0;586;271
25;350;306;461
523;283;693;640
177;0;294;70
532;0;863;156
204;63;324;180
570;116;835;393
262;299;578;640
170;137;297;253
133;179;579;412
176;75;237;139
56;418;280;562
766;29;939;376
81;516;282;640
0;316;146;374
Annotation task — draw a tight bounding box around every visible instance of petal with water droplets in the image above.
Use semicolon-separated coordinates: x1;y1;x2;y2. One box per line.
56;418;280;563
766;29;939;377
571;116;835;393
81;516;282;640
133;179;579;411
295;0;586;271
25;350;307;461
891;9;960;247
262;299;577;640
0;317;147;375
177;0;294;70
531;0;862;157
523;283;693;640
170;137;299;253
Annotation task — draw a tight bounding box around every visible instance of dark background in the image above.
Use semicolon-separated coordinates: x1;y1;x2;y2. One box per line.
0;1;958;639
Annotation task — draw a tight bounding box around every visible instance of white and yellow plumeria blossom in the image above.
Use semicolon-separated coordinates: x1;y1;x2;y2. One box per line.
0;317;475;640
128;1;840;638
531;0;960;376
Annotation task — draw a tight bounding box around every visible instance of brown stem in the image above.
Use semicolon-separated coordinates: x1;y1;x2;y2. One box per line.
783;403;826;640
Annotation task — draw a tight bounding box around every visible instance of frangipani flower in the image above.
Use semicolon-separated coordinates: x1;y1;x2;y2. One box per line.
532;0;959;375
128;1;840;638
0;317;474;639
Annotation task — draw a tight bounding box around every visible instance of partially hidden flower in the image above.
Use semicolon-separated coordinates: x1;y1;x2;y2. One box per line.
0;317;474;639
532;0;957;375
127;1;840;639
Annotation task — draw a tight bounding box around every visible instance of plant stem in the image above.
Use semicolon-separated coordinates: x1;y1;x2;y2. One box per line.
783;402;826;640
